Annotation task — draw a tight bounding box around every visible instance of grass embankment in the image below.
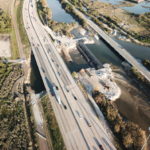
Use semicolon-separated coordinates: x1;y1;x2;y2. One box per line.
49;21;77;37
24;86;40;150
37;0;52;24
59;0;87;27
0;62;31;149
41;95;66;150
10;28;20;59
16;0;30;58
130;67;150;96
37;0;77;37
92;91;146;150
142;59;150;71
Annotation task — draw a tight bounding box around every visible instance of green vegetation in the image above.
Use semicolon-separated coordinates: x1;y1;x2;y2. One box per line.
135;12;150;43
92;91;146;150
37;0;52;24
0;62;30;149
0;9;11;33
0;98;30;149
37;0;77;36
60;0;87;27
142;59;150;71
41;95;66;150
48;20;77;36
0;62;23;99
24;85;39;150
131;67;150;87
66;0;150;44
16;0;30;57
10;29;20;59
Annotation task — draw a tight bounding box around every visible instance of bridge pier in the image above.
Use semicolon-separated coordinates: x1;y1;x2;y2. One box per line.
77;42;103;69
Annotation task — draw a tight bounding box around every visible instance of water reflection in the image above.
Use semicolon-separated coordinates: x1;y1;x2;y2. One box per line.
47;0;75;22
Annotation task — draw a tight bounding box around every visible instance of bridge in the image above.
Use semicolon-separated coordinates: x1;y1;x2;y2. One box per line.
77;42;103;69
71;2;150;82
22;0;116;149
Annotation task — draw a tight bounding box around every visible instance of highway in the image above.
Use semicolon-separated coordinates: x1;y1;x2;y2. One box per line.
69;2;150;82
22;0;116;149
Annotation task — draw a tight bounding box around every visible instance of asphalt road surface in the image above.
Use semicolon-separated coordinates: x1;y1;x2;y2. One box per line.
23;0;116;149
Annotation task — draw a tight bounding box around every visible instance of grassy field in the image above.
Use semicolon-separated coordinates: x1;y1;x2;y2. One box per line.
16;0;30;58
0;62;31;149
10;29;20;59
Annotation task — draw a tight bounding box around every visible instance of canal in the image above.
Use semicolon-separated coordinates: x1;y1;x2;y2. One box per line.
46;0;150;130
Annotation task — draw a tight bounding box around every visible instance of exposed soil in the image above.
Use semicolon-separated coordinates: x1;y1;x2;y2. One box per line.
0;35;11;57
0;0;12;14
113;69;150;131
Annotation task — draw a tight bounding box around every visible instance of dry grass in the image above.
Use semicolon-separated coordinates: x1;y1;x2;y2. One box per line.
83;0;147;34
0;0;12;14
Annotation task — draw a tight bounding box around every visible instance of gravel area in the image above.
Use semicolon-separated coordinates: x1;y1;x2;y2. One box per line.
0;35;11;58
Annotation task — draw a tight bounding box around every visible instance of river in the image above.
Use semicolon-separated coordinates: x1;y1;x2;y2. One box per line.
47;0;150;69
47;0;75;22
46;0;150;130
98;0;150;14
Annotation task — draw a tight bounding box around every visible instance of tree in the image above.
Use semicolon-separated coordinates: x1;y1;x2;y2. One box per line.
106;105;118;121
122;132;133;148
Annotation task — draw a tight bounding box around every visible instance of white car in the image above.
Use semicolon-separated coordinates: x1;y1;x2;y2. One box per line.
76;111;82;119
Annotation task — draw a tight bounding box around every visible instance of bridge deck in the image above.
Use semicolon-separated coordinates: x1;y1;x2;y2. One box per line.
74;7;150;82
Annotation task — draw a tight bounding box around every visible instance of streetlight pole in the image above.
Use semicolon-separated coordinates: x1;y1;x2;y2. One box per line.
141;127;150;150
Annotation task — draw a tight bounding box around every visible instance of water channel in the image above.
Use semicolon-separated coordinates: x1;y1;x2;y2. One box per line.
46;0;150;130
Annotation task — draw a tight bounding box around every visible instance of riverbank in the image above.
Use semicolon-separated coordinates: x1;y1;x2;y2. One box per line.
38;0;149;148
66;0;150;46
112;68;150;130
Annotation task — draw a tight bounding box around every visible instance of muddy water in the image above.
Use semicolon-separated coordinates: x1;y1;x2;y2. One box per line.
115;79;150;130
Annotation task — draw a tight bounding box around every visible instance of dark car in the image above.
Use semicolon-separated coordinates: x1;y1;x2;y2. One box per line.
73;95;77;100
85;118;92;127
64;105;67;110
98;144;104;150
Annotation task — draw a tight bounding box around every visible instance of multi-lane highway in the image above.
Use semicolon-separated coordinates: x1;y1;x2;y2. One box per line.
23;0;116;149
